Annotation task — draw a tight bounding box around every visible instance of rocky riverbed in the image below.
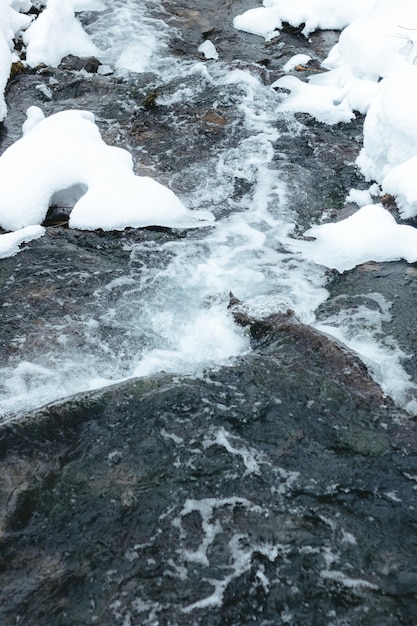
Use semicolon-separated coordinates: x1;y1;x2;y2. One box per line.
1;1;417;624
1;315;417;625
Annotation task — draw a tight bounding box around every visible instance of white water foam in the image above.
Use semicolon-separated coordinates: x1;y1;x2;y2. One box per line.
171;496;286;613
314;293;417;414
84;0;171;74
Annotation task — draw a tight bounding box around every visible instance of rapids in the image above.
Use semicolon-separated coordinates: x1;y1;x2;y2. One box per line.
1;0;416;416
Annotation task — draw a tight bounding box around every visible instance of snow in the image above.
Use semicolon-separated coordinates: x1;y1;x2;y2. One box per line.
233;0;374;40
238;0;417;121
0;107;214;232
283;54;311;73
198;40;219;61
346;187;375;208
286;205;417;273
357;66;417;218
272;74;354;125
10;1;32;11
329;3;417;81
23;0;100;68
270;0;417;123
0;24;11;122
0;224;44;259
0;0;32;120
0;0;102;120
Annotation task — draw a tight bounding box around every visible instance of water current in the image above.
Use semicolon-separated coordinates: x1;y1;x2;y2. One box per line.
1;0;416;419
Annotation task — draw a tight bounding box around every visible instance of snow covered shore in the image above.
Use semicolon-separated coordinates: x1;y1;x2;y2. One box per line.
0;0;213;248
1;0;417;271
235;0;417;270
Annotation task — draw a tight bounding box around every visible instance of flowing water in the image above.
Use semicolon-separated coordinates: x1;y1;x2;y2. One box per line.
1;0;416;418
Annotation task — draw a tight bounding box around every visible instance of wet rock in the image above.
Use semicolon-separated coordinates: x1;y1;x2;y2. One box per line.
58;55;101;73
9;61;27;80
0;325;416;625
141;90;160;109
273;115;365;229
316;261;417;385
0;226;181;372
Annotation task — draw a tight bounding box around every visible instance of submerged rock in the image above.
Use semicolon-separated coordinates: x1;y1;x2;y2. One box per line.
0;320;416;625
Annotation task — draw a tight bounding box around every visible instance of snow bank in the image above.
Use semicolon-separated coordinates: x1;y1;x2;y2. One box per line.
0;0;103;121
287;205;417;273
0;107;214;232
272;74;354;124
0;12;11;121
0;0;32;120
23;0;100;68
239;0;417;124
233;0;374;40
328;1;417;83
308;0;417;117
357;66;417;217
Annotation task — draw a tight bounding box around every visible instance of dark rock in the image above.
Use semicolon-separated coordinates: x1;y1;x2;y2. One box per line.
316;260;417;386
142;90;160;109
280;21;308;40
0;317;416;625
42;206;70;227
9;61;27;81
58;55;101;73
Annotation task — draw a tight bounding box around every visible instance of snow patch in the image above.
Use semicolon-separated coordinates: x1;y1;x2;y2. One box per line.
198;40;219;61
0;225;44;259
287;204;417;273
0;107;214;232
233;0;374;40
23;0;101;68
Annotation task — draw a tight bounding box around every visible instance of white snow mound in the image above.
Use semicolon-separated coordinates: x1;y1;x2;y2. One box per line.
233;0;374;40
286;205;417;273
357;66;417;217
0;0;32;121
240;0;417;124
0;106;215;232
23;0;100;68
